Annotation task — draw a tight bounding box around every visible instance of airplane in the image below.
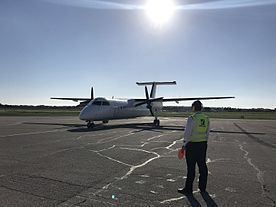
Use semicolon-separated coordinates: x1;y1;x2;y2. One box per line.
51;81;234;128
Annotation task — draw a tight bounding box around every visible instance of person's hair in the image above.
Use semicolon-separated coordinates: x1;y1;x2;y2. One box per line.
192;100;203;111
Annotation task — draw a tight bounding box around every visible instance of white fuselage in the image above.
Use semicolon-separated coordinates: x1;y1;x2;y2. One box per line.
79;97;162;121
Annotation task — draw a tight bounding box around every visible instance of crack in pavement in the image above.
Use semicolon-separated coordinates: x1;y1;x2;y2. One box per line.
239;144;276;206
62;131;180;205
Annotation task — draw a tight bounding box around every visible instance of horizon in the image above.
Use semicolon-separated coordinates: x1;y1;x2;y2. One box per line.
1;102;275;110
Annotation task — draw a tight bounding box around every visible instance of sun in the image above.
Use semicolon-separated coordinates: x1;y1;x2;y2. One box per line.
145;0;176;26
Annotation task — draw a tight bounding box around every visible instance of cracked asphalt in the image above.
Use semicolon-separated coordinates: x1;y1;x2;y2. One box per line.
0;116;276;207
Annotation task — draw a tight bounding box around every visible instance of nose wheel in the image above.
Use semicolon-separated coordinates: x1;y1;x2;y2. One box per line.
87;121;95;129
153;119;160;127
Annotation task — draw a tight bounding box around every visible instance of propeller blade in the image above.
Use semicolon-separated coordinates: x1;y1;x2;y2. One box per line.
91;87;94;100
150;97;163;102
134;97;163;107
135;101;148;107
149;106;154;116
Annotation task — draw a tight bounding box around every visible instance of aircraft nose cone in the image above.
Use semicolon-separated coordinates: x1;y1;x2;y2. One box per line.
79;107;89;120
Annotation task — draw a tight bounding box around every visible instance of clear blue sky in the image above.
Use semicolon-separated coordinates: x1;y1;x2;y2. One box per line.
1;0;276;108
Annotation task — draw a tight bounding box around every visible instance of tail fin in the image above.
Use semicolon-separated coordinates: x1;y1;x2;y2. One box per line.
136;81;176;98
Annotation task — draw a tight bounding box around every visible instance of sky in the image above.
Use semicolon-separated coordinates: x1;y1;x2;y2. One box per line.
0;0;276;109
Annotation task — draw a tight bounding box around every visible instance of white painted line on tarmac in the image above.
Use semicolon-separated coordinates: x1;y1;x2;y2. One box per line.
0;128;67;138
160;196;185;204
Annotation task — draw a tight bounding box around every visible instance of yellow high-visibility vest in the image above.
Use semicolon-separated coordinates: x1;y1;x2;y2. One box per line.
190;112;209;142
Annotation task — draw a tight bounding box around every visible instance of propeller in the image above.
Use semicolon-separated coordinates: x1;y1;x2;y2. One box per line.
91;87;94;100
135;86;163;116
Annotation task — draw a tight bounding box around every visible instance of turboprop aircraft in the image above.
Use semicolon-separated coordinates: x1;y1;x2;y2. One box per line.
51;81;234;128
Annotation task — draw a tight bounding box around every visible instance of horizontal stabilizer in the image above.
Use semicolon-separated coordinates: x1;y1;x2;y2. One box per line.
136;81;176;86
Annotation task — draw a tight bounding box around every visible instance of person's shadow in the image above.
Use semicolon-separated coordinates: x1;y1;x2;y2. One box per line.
200;191;218;207
186;195;201;207
184;192;218;207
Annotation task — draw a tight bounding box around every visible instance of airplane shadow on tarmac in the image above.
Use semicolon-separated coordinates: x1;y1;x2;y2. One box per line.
24;122;185;133
24;122;267;136
68;122;185;133
185;192;218;207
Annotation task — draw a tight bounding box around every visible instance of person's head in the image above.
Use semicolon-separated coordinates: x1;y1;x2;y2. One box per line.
192;100;203;112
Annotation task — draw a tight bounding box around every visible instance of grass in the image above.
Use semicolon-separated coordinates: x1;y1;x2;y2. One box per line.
1;108;276;120
0;109;80;116
160;111;276;120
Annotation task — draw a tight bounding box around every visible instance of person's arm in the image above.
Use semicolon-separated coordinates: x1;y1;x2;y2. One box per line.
206;117;210;140
182;116;193;149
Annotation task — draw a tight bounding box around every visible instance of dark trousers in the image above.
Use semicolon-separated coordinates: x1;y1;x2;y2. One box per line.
184;142;208;193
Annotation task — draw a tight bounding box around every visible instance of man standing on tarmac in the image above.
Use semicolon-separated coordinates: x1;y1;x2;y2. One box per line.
178;100;210;196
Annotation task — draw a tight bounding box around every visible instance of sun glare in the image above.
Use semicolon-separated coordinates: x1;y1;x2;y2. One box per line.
145;0;176;26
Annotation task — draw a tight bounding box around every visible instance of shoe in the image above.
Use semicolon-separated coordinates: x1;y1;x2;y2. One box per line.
177;188;192;196
199;188;207;193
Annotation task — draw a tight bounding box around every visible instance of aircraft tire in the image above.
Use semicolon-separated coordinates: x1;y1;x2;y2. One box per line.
154;119;160;127
87;121;95;129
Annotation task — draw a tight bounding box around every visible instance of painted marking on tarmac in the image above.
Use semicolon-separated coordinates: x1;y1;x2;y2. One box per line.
156;184;164;189
96;130;136;144
146;131;176;141
135;180;146;184
207;158;231;164
160;196;185;204
160;189;206;204
0;128;67;138
95;145;116;152
151;138;182;152
76;130;125;140
225;187;237;193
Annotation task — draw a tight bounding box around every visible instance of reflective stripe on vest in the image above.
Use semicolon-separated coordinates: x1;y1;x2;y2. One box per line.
190;112;209;142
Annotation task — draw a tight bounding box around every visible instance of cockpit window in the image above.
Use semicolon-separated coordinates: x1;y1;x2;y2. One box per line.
92;101;102;106
102;101;110;106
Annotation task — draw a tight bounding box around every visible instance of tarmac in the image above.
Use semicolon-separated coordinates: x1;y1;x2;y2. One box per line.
0;116;276;207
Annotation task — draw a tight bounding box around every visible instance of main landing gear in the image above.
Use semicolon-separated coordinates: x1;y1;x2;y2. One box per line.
153;118;160;127
86;121;95;129
86;120;109;128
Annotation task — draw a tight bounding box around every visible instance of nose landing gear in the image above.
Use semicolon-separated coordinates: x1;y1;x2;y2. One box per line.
153;118;160;127
86;121;95;129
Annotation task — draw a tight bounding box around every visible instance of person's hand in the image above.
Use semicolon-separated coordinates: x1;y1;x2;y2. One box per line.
178;148;185;160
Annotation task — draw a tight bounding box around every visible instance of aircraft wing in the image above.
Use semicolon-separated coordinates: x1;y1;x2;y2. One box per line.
134;96;234;103
51;87;94;102
162;96;235;102
51;97;90;102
